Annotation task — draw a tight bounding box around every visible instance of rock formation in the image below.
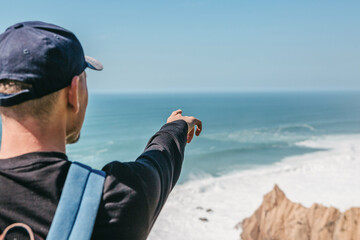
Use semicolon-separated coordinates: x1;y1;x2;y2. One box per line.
240;185;360;240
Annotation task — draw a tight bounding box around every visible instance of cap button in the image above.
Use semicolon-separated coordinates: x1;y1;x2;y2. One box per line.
14;23;24;29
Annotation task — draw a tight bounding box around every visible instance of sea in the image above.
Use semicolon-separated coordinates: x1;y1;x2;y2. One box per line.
17;92;360;239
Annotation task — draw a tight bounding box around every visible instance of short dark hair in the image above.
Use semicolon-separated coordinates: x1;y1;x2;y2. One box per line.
0;79;60;122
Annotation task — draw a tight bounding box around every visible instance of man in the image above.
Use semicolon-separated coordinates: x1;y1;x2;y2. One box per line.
0;21;202;239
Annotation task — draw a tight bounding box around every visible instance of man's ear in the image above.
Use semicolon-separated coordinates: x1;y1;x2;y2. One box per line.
68;75;80;114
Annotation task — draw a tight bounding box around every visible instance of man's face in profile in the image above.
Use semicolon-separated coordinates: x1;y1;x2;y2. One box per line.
66;72;88;144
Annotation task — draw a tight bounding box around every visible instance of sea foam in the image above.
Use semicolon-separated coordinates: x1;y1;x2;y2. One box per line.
148;134;360;240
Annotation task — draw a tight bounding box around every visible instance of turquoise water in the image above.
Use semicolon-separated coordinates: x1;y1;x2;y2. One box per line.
65;92;360;183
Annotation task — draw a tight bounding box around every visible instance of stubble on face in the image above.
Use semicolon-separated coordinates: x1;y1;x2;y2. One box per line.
66;132;80;144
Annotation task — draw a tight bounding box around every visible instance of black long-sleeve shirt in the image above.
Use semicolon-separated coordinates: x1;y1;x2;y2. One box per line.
0;120;188;240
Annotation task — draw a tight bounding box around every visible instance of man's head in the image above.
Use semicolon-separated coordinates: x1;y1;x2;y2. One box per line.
0;21;103;144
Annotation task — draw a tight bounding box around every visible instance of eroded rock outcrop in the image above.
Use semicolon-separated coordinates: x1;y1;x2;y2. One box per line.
240;185;360;240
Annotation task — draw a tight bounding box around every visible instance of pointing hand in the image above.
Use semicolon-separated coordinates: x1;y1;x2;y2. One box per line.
167;109;202;143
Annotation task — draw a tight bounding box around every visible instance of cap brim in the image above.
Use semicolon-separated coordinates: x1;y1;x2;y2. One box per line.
85;56;103;71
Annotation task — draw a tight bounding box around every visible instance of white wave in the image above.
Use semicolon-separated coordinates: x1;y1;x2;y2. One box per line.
277;123;316;132
148;134;360;240
202;124;315;144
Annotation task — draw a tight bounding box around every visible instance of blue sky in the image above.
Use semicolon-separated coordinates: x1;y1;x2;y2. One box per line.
1;0;360;92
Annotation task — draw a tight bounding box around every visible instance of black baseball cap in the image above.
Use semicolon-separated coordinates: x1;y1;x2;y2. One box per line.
0;21;103;107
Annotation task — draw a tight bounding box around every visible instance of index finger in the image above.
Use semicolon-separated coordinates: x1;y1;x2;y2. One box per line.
171;109;182;116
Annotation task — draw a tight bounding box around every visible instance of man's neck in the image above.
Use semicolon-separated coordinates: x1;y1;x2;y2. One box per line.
0;116;66;159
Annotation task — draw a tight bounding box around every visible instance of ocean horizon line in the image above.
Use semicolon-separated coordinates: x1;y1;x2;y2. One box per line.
89;89;360;95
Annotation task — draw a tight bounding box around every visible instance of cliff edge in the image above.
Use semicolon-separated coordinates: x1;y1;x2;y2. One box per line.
240;185;360;240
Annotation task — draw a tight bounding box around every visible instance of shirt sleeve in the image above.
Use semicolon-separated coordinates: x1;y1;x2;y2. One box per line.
91;120;188;240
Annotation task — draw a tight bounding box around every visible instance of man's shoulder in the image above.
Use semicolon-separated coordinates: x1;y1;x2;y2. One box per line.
101;161;147;195
94;161;151;239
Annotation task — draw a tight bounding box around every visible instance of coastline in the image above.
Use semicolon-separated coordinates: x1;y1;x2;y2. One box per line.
148;134;360;240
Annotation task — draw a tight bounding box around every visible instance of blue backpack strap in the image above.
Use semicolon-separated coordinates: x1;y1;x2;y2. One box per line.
68;167;106;240
46;162;106;240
